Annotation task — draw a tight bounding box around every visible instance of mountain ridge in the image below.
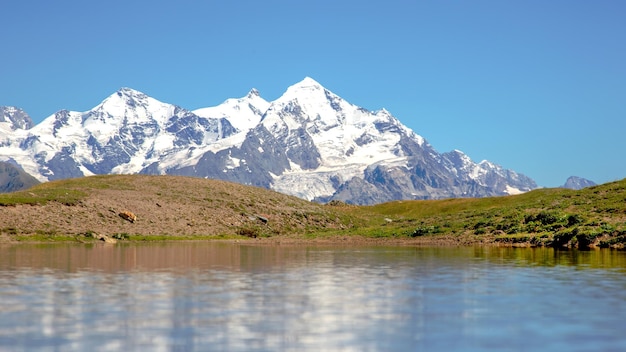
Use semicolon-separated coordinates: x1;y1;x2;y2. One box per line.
0;161;40;192
0;78;537;204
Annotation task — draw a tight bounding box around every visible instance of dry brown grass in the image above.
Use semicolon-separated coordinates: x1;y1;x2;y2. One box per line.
0;174;351;241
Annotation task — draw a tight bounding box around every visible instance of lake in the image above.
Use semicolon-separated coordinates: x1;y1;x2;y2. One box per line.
1;242;625;351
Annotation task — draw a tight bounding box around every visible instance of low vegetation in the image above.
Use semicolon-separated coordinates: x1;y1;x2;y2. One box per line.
1;174;625;248
338;179;626;248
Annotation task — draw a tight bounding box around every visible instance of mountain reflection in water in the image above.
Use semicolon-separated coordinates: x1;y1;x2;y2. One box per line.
1;243;626;351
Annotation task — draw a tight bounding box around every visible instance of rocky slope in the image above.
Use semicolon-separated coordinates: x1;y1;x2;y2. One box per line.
0;161;40;192
562;176;596;190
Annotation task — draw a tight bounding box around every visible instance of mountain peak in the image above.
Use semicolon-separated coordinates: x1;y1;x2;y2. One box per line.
0;106;35;130
97;87;153;111
277;77;333;103
375;108;392;117
286;77;325;92
246;88;261;98
82;87;175;133
562;176;596;190
299;76;322;86
115;87;148;98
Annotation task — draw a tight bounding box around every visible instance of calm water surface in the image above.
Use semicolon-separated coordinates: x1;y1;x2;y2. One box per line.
1;243;626;351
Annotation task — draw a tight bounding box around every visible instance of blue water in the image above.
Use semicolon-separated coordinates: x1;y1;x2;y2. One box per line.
0;243;625;351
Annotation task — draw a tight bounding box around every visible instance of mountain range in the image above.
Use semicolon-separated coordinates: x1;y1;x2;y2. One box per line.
0;78;539;204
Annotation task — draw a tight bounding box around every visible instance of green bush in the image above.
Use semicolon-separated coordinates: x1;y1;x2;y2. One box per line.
237;226;260;238
525;211;559;226
598;235;626;248
551;228;576;247
575;230;598;248
474;228;487;235
567;214;584;227
112;233;130;240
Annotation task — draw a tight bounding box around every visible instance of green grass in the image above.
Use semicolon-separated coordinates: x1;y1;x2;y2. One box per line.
0;187;86;206
14;234;80;242
333;179;626;247
0;174;144;206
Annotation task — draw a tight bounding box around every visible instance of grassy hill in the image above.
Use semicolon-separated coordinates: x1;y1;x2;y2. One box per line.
340;178;626;248
0;175;352;242
0;174;625;248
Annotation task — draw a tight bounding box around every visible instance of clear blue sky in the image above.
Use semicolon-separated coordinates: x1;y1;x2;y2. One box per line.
2;0;625;187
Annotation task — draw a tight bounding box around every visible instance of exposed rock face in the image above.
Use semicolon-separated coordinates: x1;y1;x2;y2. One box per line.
0;78;538;204
0;106;35;130
0;161;40;193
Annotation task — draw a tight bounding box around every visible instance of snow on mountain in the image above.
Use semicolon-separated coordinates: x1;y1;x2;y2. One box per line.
0;106;35;131
0;88;238;180
252;77;431;200
0;78;538;204
0;107;41;178
263;77;423;166
193;88;269;132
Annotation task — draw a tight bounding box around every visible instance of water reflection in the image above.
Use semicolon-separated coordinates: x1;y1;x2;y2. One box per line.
1;243;626;351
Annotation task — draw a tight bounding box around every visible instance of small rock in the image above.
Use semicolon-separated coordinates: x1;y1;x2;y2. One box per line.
98;234;117;244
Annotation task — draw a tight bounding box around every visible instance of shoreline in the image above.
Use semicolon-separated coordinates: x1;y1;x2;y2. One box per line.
0;231;491;246
2;232;618;249
1;175;625;250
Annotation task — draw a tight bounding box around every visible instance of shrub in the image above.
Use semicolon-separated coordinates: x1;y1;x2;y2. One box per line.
551;228;576;247
534;211;559;225
473;220;492;230
567;214;584;227
237;226;260;238
112;233;129;240
474;228;487;235
2;227;18;235
598;235;626;248
409;225;440;237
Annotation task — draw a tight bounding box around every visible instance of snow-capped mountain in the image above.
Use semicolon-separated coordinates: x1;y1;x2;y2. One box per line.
0;106;34;131
0;77;537;204
3;88;248;180
193;88;269;132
